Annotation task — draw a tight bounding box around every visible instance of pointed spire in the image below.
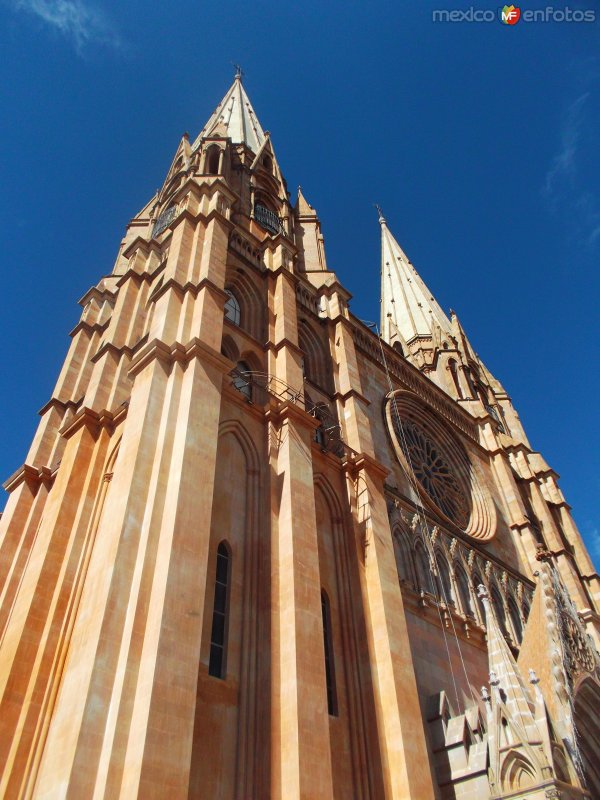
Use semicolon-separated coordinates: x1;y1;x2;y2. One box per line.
477;585;537;733
379;210;451;345
192;72;266;154
297;186;317;218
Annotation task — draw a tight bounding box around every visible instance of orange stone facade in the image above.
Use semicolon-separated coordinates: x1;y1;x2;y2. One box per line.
1;77;599;799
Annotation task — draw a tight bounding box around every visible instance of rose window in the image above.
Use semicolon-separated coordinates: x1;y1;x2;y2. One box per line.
385;390;495;540
396;418;470;529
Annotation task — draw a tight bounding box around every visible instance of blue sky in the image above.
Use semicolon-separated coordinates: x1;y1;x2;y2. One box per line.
1;0;599;565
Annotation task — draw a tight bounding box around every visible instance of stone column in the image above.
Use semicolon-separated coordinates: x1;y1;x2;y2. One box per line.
267;260;334;799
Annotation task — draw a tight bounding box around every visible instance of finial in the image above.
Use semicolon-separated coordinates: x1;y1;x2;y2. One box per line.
529;668;540;685
233;63;244;81
374;204;386;224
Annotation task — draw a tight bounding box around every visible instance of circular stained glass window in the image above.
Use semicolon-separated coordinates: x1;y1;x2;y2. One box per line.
396;418;470;529
385;391;495;540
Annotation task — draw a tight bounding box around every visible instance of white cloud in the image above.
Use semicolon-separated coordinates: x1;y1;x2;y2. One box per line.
544;92;589;195
544;87;600;248
10;0;122;52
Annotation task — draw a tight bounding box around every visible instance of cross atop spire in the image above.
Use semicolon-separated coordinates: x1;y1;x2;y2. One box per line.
193;74;266;154
375;204;386;224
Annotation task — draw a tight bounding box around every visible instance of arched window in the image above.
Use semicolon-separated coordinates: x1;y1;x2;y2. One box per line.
414;542;431;594
455;564;474;617
448;359;464;399
321;590;338;716
491;586;510;639
262;154;273;173
508;597;523;644
298;321;332;393
394;531;415;586
206;145;220;175
224;289;241;326
208;541;231;679
393;341;404;356
435;552;454;606
232;360;252;401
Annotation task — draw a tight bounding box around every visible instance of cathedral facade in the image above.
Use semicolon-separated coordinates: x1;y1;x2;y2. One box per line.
0;75;599;799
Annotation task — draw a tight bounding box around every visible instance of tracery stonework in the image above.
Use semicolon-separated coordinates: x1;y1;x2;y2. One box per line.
393;416;470;529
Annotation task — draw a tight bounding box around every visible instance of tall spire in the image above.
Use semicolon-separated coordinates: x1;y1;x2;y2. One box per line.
192;71;266;154
379;210;451;345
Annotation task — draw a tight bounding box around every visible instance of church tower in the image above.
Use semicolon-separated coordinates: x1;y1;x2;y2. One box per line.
1;74;599;800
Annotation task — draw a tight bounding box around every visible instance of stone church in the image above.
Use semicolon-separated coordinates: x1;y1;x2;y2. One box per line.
0;74;599;799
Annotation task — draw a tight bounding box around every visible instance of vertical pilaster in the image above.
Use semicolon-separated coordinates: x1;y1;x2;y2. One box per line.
268;262;334;799
333;311;435;799
348;456;435;799
269;404;333;799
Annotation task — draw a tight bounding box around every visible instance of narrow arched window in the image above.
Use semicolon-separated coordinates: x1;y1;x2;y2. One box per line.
448;359;463;399
321;590;338;716
508;597;523;644
394;532;414;587
491;586;510;639
224;289;241;326
208;541;231;679
435;553;454;607
206;145;220;175
232;360;252;401
456;564;474;617
415;542;431;594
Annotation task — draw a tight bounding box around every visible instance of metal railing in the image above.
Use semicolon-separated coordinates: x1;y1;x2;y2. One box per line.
254;204;284;236
228;369;349;458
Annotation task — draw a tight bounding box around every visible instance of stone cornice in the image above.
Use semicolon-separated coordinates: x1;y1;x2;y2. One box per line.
332;387;371;407
344;452;390;482
128;336;231;378
114;267;155;290
265;338;304;359
3;463;54;493
77;284;117;307
59;403;128;439
150;276;228;306
90;341;136;364
269;263;298;285
122;235;163;261
38;397;82;417
69;319;110;339
302;275;353;306
265;399;321;431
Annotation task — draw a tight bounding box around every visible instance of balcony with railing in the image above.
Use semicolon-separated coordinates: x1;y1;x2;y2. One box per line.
254;204;284;236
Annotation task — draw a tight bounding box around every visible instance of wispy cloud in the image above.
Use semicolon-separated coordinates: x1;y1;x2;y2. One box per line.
544;92;589;195
9;0;122;52
544;79;600;249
